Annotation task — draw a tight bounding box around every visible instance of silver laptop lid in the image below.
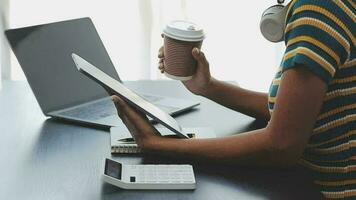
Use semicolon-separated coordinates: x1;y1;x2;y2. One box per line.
72;53;188;139
5;18;120;114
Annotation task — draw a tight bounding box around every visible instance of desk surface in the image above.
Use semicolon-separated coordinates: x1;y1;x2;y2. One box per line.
0;80;323;200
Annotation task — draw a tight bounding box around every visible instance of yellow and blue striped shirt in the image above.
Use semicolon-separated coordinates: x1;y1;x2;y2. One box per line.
268;0;355;199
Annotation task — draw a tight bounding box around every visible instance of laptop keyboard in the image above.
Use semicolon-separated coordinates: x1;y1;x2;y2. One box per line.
58;96;179;121
153;104;179;113
59;99;117;120
140;94;164;102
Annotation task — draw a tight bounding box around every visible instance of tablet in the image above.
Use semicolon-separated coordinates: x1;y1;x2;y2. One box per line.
71;53;189;138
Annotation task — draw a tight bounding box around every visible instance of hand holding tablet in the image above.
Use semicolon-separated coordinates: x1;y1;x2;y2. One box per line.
72;53;189;139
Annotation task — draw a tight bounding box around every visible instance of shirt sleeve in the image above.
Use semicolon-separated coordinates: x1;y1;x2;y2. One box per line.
282;0;351;83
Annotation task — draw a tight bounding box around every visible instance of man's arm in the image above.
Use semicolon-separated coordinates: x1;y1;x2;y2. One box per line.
145;66;327;167
203;78;271;121
159;47;270;121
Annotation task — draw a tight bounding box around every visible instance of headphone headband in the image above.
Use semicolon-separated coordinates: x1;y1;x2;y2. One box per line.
277;0;285;4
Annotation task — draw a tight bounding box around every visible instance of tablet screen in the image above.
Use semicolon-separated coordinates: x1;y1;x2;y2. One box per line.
72;53;188;138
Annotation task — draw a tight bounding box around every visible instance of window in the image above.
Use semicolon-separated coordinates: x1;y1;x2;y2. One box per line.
8;0;284;92
0;0;10;83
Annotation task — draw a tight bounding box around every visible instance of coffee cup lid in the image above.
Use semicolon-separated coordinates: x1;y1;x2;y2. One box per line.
163;20;205;42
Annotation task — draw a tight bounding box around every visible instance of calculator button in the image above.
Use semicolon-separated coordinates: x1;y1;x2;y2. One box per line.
130;176;136;182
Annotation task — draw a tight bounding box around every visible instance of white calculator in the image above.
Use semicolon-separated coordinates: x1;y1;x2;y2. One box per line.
102;158;196;190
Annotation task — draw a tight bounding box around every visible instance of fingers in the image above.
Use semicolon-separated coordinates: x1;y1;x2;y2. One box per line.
112;95;134;118
192;47;207;63
192;47;209;67
158;56;164;65
158;46;165;73
111;95;148;123
158;59;165;73
158;46;164;58
111;95;126;118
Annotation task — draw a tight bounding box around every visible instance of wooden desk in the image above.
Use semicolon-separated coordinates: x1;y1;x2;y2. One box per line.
0;80;323;200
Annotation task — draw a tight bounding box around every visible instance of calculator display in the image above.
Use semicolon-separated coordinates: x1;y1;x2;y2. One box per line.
104;159;122;179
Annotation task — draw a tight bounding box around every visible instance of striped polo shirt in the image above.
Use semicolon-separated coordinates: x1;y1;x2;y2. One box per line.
268;0;355;199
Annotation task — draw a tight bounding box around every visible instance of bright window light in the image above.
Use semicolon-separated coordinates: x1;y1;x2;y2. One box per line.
9;0;284;92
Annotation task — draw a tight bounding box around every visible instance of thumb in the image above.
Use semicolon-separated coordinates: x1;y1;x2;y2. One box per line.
192;48;207;65
111;95;127;116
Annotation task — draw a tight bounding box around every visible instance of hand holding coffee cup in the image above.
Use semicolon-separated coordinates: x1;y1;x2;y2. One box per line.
162;20;205;81
158;21;212;96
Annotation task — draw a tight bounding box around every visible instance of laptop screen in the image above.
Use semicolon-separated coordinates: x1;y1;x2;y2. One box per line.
5;18;120;113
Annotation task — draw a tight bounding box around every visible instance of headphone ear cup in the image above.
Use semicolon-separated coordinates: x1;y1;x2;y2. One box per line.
260;5;286;43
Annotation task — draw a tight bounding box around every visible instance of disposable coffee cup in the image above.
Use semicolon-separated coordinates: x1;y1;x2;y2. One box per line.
163;20;205;81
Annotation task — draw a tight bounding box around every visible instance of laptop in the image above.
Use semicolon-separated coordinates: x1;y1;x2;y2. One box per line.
5;17;200;128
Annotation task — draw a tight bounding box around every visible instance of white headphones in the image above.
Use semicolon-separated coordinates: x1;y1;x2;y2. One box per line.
260;0;291;43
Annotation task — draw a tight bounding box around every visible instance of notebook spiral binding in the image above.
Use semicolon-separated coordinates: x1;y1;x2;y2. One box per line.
111;144;141;154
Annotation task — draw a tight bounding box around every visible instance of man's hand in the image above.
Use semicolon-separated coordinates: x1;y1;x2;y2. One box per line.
111;95;161;151
158;41;213;96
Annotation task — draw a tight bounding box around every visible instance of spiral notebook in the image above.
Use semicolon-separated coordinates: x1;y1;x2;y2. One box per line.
110;126;216;154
